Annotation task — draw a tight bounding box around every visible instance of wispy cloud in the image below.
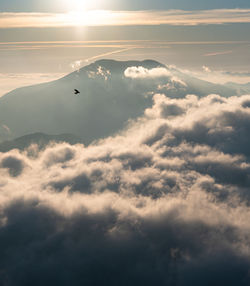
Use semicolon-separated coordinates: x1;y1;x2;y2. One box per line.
69;48;135;71
1;41;246;52
204;50;233;57
0;73;64;97
83;48;135;62
0;40;160;52
180;66;250;85
1;9;250;28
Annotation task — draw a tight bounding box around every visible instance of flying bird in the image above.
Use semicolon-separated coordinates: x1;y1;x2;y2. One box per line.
74;89;80;95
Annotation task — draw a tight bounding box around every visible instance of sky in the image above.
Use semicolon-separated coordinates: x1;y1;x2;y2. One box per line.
1;0;250;11
0;0;250;95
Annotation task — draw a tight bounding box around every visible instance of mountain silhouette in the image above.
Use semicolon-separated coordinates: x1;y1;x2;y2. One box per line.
0;59;240;144
0;132;81;152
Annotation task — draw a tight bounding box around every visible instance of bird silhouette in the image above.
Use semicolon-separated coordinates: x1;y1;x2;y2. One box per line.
74;89;80;95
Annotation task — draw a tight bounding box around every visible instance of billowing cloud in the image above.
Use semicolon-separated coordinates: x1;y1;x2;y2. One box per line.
1;92;250;284
157;76;187;91
124;66;171;78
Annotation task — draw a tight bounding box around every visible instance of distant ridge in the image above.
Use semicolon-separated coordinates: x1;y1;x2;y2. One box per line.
85;59;164;72
0;133;81;152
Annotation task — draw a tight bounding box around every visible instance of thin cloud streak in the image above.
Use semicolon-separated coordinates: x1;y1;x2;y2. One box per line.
204;50;233;57
1;9;250;28
0;40;249;45
83;48;135;62
0;45;135;51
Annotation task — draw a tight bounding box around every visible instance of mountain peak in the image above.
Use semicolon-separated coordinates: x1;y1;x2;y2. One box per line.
0;58;241;145
81;59;165;74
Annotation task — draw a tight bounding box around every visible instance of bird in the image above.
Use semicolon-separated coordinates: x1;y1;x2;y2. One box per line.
74;89;80;95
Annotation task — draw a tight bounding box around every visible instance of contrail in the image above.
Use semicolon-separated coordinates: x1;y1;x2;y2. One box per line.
204;50;233;57
84;47;135;62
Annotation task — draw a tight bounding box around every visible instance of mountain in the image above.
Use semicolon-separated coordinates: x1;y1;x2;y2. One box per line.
0;59;240;144
225;82;250;95
0;132;81;153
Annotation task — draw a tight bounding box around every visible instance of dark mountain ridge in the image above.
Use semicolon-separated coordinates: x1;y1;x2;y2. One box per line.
0;132;81;152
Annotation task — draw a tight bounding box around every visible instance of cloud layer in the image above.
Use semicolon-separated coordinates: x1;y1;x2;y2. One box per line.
1;9;250;28
1;92;250;285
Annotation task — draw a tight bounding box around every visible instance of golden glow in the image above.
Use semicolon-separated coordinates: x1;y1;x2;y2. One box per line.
70;0;87;11
66;10;110;26
61;0;106;26
62;0;97;13
67;11;87;26
2;9;250;28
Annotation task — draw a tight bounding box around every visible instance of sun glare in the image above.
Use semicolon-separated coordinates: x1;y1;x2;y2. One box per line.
62;0;92;26
63;0;88;12
73;0;87;11
59;0;113;26
62;0;105;12
64;9;111;27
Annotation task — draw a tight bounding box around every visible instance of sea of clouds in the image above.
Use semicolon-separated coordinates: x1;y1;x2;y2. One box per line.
1;67;250;284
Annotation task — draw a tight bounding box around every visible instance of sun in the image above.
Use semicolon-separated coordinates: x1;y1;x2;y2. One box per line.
62;0;88;12
62;0;108;26
62;0;89;26
72;0;87;11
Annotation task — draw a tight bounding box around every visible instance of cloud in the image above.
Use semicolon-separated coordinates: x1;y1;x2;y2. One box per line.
1;92;250;284
179;67;250;85
1;124;10;134
84;48;135;63
0;150;28;177
1;9;250;28
87;66;111;81
157;76;187;92
225;71;250;78
204;50;233;57
124;66;171;79
202;65;211;73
